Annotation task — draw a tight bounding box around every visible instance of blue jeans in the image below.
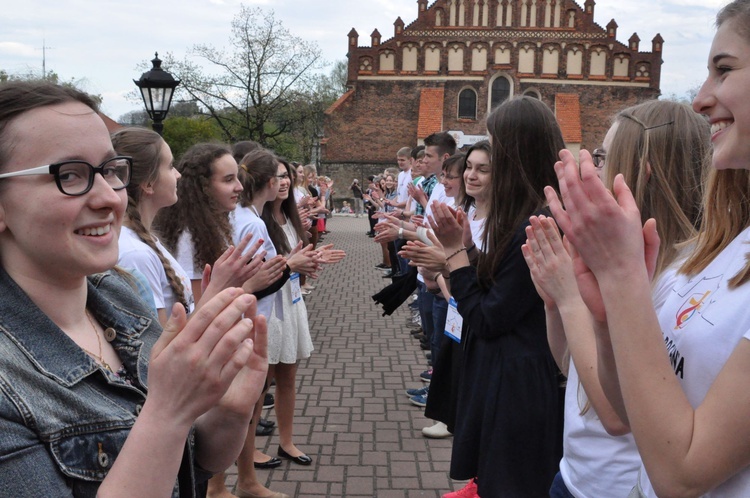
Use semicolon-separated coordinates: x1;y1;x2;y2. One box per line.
432;296;448;368
549;472;575;498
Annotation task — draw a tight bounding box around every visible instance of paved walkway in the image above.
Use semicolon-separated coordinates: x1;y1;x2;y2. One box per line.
224;215;465;497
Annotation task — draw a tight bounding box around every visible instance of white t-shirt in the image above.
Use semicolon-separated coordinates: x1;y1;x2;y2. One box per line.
231;205;281;320
175;230;200;279
118;226;195;313
467;205;486;252
560;267;677;498
397;169;411;204
638;227;750;497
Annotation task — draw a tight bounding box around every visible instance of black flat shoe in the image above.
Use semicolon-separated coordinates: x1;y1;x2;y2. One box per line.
255;424;274;436
254;456;282;469
259;417;275;428
277;446;312;466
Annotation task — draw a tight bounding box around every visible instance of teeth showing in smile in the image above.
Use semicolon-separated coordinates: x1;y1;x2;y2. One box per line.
711;121;731;134
76;225;111;236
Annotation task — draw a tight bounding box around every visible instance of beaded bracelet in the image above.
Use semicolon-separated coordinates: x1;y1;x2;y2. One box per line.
445;246;467;262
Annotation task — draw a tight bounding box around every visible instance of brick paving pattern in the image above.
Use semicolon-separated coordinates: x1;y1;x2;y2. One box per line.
223;215;467;497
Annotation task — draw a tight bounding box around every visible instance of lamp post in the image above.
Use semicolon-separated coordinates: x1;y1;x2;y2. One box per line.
134;52;180;136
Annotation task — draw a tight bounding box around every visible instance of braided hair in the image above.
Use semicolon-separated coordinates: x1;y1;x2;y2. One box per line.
111;127;188;310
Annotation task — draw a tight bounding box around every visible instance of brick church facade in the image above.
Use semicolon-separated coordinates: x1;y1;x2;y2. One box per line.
321;0;663;187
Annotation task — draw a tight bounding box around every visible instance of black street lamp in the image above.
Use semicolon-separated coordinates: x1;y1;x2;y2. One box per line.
134;53;180;136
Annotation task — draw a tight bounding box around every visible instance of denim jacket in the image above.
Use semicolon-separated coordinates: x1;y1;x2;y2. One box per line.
0;268;207;497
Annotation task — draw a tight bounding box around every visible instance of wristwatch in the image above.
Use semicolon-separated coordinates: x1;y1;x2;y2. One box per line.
398;227;404;239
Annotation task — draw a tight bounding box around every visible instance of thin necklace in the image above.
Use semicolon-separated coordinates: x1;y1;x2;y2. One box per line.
82;311;113;372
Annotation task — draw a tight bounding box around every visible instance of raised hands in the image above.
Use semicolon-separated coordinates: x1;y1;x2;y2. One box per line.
400;232;446;274
546;149;648;279
146;289;265;427
521;215;578;309
286;241;321;277
429;201;466;252
242;255;287;294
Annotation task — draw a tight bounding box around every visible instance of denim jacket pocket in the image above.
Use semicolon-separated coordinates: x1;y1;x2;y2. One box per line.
49;426;130;481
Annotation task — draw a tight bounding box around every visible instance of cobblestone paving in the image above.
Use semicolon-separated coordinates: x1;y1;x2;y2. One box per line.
223;215;466;497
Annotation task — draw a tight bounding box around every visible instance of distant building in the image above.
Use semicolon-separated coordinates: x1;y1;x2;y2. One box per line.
322;0;662;188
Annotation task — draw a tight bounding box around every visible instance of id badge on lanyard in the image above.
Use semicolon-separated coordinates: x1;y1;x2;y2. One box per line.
444;296;463;343
290;273;302;304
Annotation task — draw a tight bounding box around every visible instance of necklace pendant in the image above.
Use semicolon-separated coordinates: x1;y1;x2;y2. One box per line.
104;328;117;342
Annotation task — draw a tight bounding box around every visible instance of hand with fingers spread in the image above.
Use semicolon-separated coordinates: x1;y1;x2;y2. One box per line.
242;255;287;294
201;234;265;301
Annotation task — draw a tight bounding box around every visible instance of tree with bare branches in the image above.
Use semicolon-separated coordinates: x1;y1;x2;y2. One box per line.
167;6;326;147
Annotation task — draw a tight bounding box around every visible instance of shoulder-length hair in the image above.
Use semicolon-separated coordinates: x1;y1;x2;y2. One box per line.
479;97;564;285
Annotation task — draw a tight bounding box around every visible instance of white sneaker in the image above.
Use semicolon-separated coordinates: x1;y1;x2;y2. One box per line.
422;421;452;439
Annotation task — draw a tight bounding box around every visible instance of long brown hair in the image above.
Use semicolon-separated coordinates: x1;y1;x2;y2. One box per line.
262;159;308;254
603;100;710;280
238;148;288;253
111;127;188;310
479;97;563;285
154;143;234;272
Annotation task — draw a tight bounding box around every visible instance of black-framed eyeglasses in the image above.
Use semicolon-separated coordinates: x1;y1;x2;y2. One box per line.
592;149;606;170
0;156;132;196
276;173;290;180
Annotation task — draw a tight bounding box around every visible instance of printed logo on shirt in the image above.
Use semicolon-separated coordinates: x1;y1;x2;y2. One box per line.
674;290;711;330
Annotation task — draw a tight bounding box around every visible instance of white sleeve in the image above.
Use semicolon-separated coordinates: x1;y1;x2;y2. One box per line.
118;249;167;309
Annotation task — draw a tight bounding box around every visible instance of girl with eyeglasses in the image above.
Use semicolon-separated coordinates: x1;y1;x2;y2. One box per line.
522;99;709;498
0;81;268;497
546;2;750;495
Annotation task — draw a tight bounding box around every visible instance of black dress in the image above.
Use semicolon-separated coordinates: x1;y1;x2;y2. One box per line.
448;217;564;498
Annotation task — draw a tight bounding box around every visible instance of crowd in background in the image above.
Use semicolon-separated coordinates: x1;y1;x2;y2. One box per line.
3;2;750;497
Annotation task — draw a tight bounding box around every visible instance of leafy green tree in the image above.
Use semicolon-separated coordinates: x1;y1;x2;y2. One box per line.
161;116;223;160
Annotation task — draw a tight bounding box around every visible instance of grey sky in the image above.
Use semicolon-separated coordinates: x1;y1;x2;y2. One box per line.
0;0;727;120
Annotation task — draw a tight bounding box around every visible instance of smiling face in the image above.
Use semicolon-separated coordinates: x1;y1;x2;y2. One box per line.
276;162;291;202
693;19;750;171
441;165;461;198
463;149;491;202
384;175;395;191
151;141;181;209
0;102;127;282
208;153;243;212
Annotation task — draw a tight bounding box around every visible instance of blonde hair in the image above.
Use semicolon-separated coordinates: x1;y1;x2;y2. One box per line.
603;100;710;281
681;1;750;288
